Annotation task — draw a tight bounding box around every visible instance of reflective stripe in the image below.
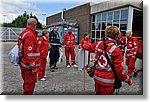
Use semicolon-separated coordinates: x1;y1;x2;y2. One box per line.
36;64;40;67
133;42;137;45
133;52;137;54
94;75;115;83
127;54;133;56
122;70;126;75
22;32;29;39
27;53;40;57
20;62;40;69
95;41;102;51
134;47;138;48
124;76;130;82
95;66;111;71
29;62;35;67
50;43;61;46
109;45;116;55
108;43;114;47
20;62;30;69
107;45;117;60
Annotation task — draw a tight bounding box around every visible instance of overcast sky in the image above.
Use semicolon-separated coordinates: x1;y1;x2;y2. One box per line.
0;0;109;24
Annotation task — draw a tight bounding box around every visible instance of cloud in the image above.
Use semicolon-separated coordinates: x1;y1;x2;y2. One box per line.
0;0;109;24
0;0;43;23
23;0;109;4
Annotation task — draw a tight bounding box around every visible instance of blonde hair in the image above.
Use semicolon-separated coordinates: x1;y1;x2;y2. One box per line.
105;26;120;39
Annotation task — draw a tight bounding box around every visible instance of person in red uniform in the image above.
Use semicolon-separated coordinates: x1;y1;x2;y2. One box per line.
38;30;49;81
79;33;91;67
125;30;138;78
133;38;143;77
62;27;78;68
18;18;40;95
117;32;126;54
82;26;132;95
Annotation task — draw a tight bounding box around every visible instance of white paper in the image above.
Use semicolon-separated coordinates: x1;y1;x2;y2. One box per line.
78;48;88;71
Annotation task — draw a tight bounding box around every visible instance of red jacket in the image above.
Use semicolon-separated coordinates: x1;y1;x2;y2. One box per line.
79;38;91;48
18;27;40;71
38;36;49;58
119;36;126;45
116;36;126;53
137;39;143;58
62;33;76;47
82;39;130;86
126;36;138;58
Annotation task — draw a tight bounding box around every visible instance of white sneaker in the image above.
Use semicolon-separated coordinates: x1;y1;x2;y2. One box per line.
67;65;71;68
44;75;47;78
73;64;78;67
40;78;46;81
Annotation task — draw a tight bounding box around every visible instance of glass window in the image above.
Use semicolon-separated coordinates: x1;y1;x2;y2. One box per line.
107;12;113;21
102;13;107;21
113;21;119;28
114;11;120;20
107;21;112;26
101;31;105;38
120;24;127;30
120;20;127;24
96;13;101;22
121;10;128;20
96;31;100;38
95;23;99;30
102;22;106;30
121;31;126;36
92;15;95;22
92;31;95;38
92;23;95;30
97;23;101;30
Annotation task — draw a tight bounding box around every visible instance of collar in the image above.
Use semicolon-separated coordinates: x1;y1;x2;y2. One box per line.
127;36;133;40
26;27;38;36
42;36;48;41
104;37;116;44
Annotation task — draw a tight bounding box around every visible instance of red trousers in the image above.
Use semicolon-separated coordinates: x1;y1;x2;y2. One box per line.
126;57;136;76
20;68;37;95
38;58;47;79
95;82;114;95
65;47;75;65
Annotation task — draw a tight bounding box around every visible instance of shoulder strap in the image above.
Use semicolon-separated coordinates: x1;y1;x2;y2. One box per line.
93;42;108;68
103;40;116;74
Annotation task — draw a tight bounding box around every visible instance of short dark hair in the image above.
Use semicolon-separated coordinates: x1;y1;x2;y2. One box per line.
84;32;89;37
42;30;48;36
53;26;58;29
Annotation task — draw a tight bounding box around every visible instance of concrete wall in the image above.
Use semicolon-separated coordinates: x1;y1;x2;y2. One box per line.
91;0;143;14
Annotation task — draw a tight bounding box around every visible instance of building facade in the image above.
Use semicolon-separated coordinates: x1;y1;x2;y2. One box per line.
46;3;91;43
46;0;143;43
91;0;143;42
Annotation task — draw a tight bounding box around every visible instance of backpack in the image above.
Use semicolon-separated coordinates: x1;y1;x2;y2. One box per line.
8;44;19;66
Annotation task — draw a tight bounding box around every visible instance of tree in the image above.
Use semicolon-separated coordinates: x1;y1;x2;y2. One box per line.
2;11;42;29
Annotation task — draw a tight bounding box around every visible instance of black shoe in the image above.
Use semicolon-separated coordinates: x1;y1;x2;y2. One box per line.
50;69;54;72
129;75;133;79
133;70;140;77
